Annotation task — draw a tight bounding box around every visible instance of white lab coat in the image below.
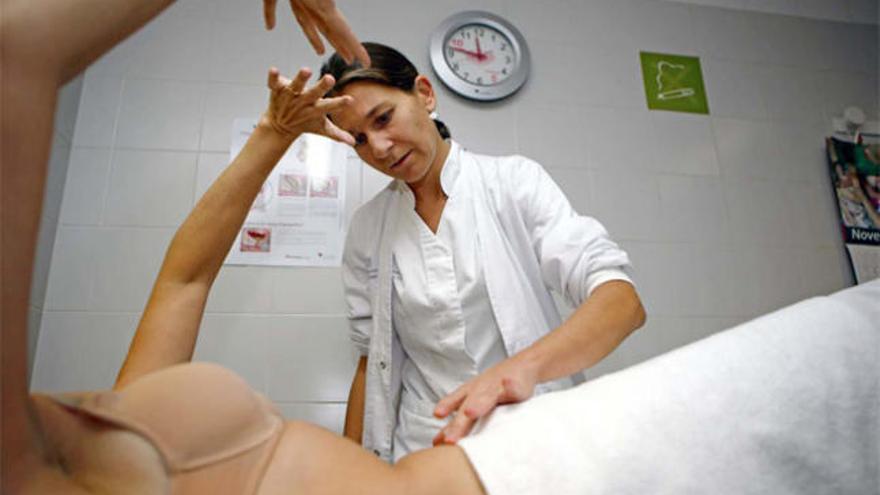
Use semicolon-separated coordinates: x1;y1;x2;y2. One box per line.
342;142;633;461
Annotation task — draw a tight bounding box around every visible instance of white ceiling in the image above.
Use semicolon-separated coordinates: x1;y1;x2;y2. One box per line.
664;0;878;25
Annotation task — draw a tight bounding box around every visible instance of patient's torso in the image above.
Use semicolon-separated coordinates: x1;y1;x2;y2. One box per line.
32;362;284;495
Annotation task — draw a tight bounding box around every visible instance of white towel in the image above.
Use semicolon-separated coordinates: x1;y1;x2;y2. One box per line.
459;280;880;494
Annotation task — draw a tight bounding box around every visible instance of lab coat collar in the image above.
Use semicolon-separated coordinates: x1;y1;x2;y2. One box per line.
395;140;460;205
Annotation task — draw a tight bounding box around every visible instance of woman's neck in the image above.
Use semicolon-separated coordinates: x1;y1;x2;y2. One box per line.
408;139;451;206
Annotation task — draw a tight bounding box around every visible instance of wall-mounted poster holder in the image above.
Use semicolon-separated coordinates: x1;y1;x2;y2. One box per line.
826;107;880;284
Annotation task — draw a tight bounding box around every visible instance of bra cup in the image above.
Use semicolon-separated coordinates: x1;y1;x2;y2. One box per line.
73;363;284;472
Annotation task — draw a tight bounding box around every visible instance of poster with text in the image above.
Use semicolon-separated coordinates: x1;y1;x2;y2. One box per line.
826;137;880;283
225;119;348;267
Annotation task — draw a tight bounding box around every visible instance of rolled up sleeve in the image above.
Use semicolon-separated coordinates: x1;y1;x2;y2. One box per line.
341;216;374;356
509;157;634;308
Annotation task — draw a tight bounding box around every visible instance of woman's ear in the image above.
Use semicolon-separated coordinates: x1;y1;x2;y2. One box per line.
414;75;437;113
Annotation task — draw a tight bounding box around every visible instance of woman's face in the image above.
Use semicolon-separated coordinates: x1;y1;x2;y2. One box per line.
329;78;442;186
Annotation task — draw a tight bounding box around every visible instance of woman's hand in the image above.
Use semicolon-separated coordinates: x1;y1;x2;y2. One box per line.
261;67;355;145
263;0;370;67
432;356;539;445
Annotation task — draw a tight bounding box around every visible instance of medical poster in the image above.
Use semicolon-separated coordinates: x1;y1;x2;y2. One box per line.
825;137;880;283
225;118;348;267
639;51;709;115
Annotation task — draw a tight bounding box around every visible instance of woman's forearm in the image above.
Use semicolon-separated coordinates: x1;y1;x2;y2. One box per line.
116;67;350;388
160;123;293;287
344;356;367;443
518;280;646;383
115;123;295;387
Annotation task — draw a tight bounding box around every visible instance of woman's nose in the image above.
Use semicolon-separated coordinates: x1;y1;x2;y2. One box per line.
368;133;392;160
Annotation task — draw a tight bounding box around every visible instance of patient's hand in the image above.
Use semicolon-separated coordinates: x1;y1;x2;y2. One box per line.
263;0;370;67
262;67;354;145
432;357;538;445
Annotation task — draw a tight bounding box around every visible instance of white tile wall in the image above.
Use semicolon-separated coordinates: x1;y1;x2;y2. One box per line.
45;227;97;311
193;314;271;392
89;228;176;312
73;76;124;148
587;169;663;241
35;1;876;435
115;79;205;150
127;13;214;81
205;266;275;314
55;77;84;142
31;313;140;392
650;112;720;176
713;117;782;179
702;59;768;120
104;150;197;226
59;148;113;226
29;77;83;375
272;268;347;314
657;174;730;244
266;316;359;402
201;83;267;152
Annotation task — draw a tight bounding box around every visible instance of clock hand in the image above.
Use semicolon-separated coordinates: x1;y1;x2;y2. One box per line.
475;34;483;59
450;46;483;60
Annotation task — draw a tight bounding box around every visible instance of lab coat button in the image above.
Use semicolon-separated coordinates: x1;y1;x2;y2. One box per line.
373;449;381;456
379;361;387;370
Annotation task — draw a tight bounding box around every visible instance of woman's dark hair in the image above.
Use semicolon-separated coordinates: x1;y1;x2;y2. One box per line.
320;42;451;140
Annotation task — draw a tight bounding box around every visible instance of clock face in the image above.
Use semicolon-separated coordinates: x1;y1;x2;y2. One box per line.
430;11;530;101
444;24;516;87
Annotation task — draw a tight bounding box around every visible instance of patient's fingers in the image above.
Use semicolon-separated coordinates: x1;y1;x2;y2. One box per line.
292;4;326;55
300;74;335;101
314;95;350;112
263;0;278;29
287;68;313;94
323;119;355;146
267;67;281;89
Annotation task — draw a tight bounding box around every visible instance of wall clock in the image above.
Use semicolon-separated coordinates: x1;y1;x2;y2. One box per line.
429;11;530;102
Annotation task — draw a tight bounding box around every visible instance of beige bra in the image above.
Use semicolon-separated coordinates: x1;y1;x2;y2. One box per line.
38;362;284;494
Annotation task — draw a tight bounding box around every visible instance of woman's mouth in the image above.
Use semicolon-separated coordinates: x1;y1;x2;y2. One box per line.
390;151;412;170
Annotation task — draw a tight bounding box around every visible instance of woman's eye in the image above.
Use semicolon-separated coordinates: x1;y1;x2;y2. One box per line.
374;111;392;127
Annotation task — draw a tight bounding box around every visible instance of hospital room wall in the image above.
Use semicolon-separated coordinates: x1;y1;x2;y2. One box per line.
27;75;83;378
30;0;878;432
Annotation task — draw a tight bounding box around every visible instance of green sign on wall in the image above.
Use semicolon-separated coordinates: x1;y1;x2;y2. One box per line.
640;52;709;115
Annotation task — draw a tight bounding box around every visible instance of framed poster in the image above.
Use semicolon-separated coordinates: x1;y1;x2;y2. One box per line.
825;137;880;283
225;119;348;267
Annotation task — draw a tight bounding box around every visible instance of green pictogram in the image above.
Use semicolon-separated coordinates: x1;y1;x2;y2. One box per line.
640;52;709;115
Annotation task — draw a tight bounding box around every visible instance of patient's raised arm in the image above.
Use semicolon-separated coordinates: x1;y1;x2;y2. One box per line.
115;68;353;388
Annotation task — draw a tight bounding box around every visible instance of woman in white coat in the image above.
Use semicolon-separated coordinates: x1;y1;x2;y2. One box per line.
326;43;646;461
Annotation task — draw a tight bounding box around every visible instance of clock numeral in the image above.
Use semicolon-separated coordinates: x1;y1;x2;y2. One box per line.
477;27;485;37
447;48;454;58
477;76;483;84
451;38;463;48
505;55;512;64
500;43;507;51
465;31;471;39
502;68;508;75
452;62;460;71
492;34;496;41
